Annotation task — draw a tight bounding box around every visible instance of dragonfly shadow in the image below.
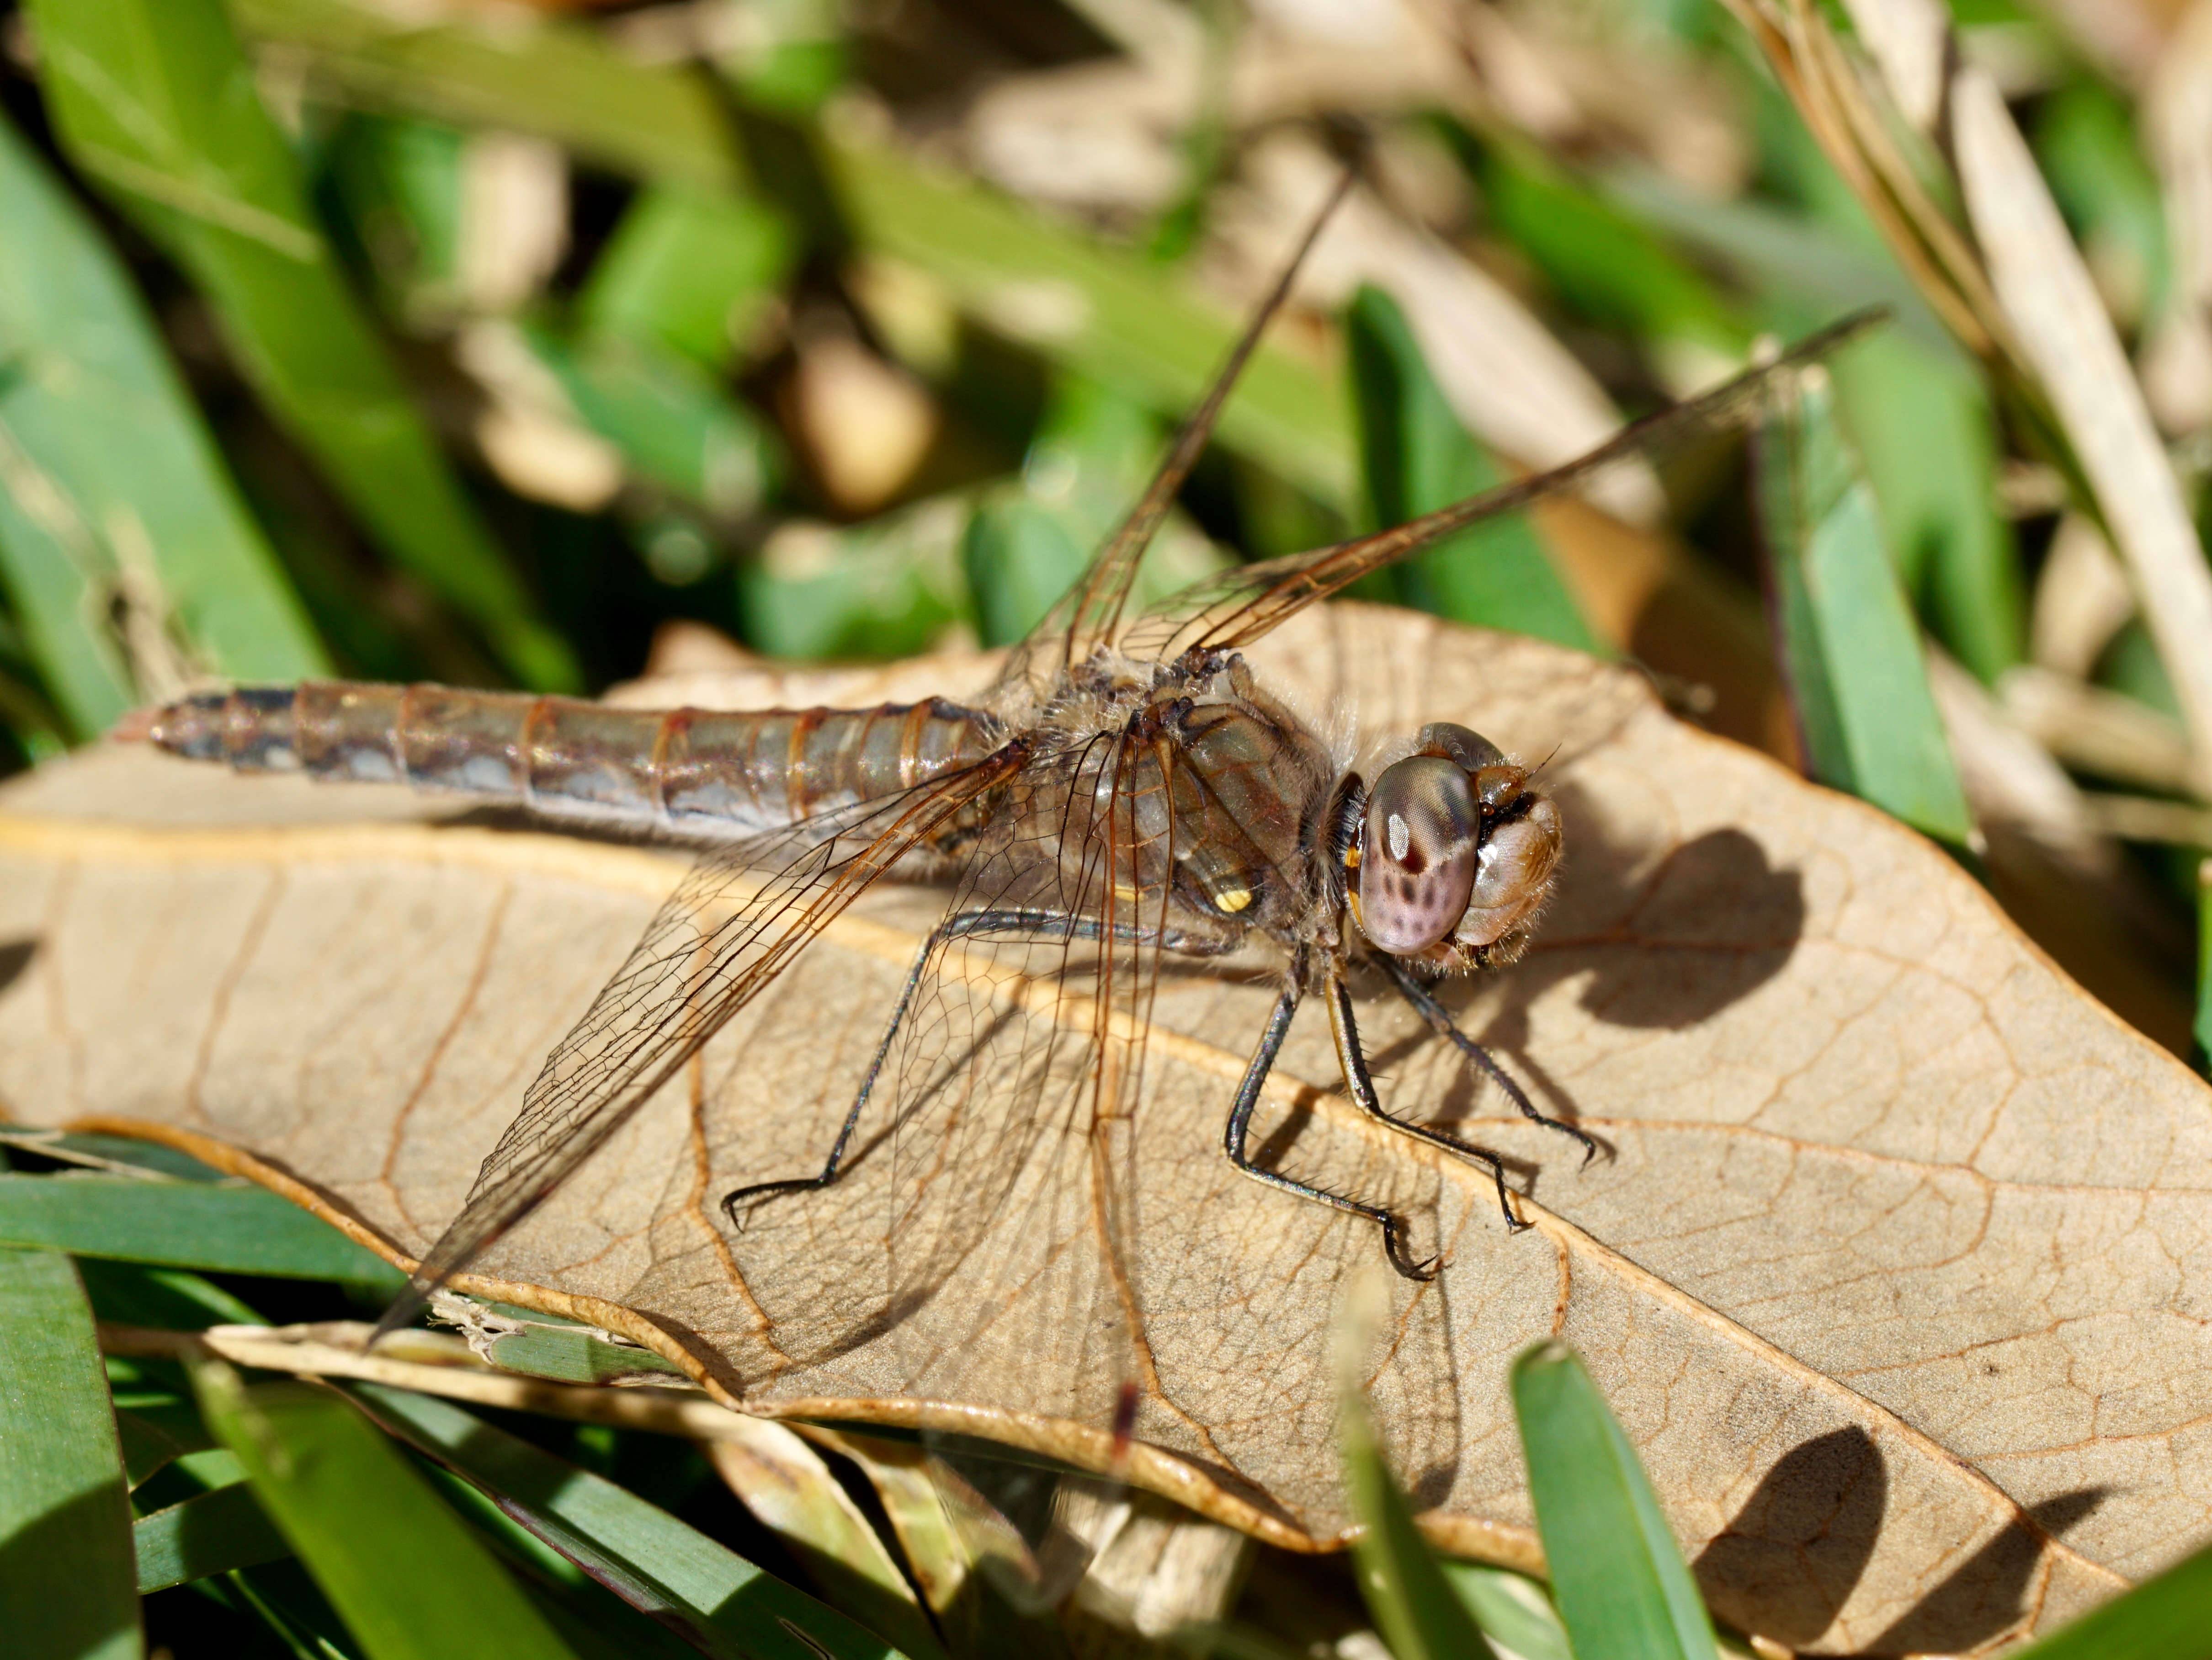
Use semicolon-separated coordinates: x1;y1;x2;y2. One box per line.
1690;1425;2108;1655
1692;1426;1887;1647
1530;784;1810;1033
0;936;35;999
1863;1488;2106;1657
1351;798;1806;1194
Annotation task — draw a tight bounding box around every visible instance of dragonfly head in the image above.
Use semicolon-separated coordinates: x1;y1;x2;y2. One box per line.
1349;723;1561;968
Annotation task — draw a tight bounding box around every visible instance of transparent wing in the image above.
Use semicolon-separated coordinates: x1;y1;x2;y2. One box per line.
720;721;1239;1580
989;169;1353;701
374;745;1026;1338
1118;309;1888;665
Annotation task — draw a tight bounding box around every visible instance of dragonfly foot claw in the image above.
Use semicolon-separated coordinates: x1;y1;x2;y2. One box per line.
719;1177;820;1231
1381;1219;1441;1282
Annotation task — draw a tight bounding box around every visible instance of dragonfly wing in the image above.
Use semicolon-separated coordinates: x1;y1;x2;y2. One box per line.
374;744;1026;1338
1119;308;1888;664
723;721;1226;1500
988;170;1353;701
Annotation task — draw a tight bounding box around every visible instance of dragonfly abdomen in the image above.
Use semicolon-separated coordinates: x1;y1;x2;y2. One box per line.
133;681;996;833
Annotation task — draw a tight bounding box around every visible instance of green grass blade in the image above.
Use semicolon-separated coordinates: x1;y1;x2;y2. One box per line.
963;490;1089;648
0;1129;229;1181
580;186;796;372
232;0;744;192
225;0;1356;505
134;1477;292;1591
1345;285;1597;653
471;1317;688;1386
2007;1536;2212;1660
1510;1341;1713;1660
193;1365;585;1660
1825;333;2024;685
826;134;1351;504
738;496;966;661
114;1399;218;1488
1476;141;1742;355
0;112;325;736
962;374;1170;645
26;0;578;692
347;1382;906;1660
0;1246;144;1659
322;114;468;323
1340;1381;1498;1660
76;1258;266;1329
2032;81;2170;330
517;325;778;519
1440;1562;1571;1660
0;1172;404;1286
1755;370;1975;847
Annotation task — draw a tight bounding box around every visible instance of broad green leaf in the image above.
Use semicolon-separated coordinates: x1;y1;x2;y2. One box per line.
1340;1384;1497;1660
1512;1341;1714;1660
1345;285;1597;652
347;1382;905;1660
134;1477;292;1591
26;0;578;691
2007;1534;2212;1660
192;1365;583;1660
1755;371;1975;847
1826;333;2024;685
0;1247;143;1660
580;186;795;372
225;0;1355;504
0;1172;404;1286
0;111;324;738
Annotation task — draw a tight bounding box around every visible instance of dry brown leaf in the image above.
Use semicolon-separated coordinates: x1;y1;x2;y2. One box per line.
2;605;2208;1654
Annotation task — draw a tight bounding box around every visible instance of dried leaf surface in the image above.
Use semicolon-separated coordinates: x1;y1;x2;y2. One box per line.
0;604;2206;1654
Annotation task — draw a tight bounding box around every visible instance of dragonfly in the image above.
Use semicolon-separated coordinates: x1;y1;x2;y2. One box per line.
123;181;1875;1486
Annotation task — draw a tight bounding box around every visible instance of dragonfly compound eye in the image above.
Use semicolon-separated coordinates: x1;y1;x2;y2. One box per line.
1358;756;1479;953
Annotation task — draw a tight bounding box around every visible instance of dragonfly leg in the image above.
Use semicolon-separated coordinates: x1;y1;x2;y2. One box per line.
1372;953;1598;1167
1328;968;1525;1235
721;906;1225;1229
1223;984;1439;1282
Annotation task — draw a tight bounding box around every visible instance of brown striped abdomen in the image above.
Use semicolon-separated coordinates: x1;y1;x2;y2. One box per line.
138;682;998;834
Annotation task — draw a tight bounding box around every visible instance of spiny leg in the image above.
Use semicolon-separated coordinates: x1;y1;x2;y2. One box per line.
1223;983;1438;1281
721;907;1227;1228
1373;952;1597;1166
1328;969;1524;1234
